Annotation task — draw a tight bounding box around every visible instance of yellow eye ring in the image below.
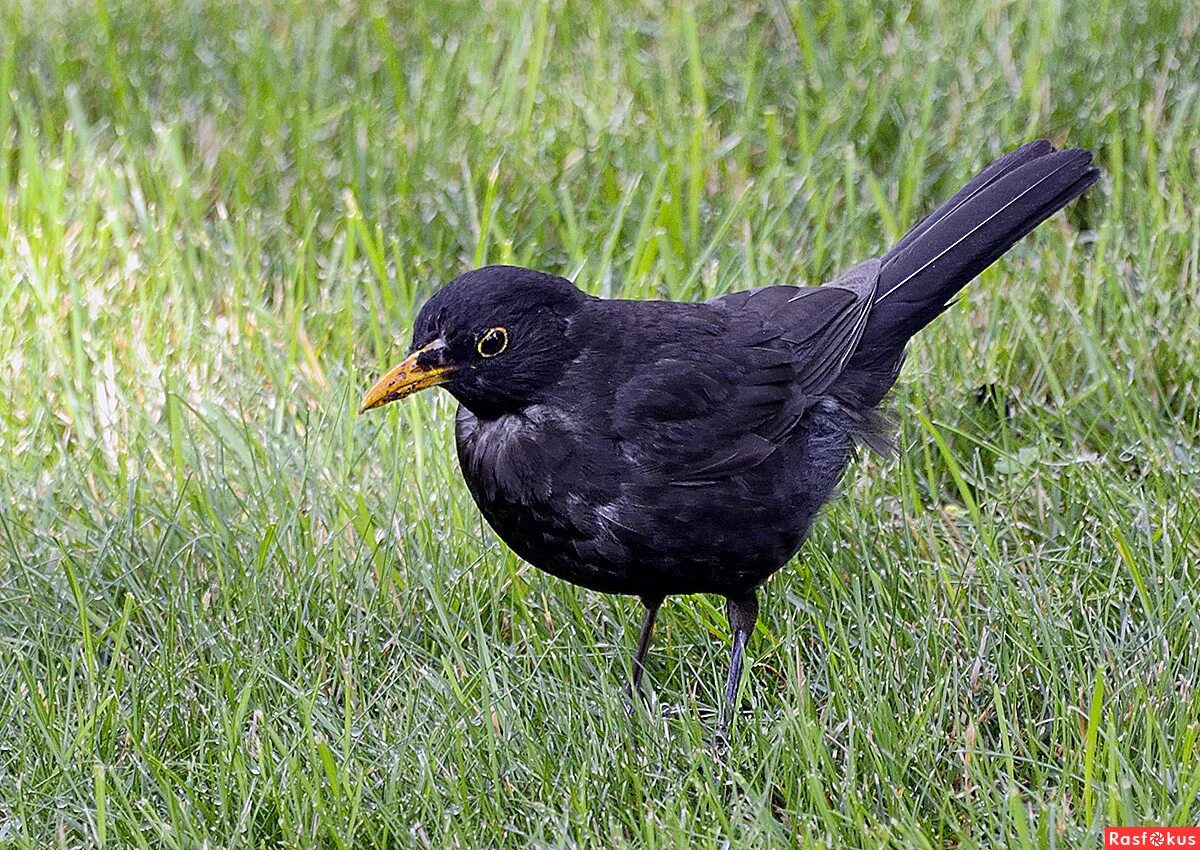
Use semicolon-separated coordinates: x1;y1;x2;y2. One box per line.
476;326;508;358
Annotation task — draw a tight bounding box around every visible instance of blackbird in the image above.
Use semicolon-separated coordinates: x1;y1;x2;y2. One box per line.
361;141;1099;740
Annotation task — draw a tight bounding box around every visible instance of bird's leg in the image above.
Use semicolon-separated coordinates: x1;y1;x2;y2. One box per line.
631;595;663;695
716;591;759;744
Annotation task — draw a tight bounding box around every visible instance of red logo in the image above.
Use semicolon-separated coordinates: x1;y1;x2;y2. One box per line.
1106;828;1200;848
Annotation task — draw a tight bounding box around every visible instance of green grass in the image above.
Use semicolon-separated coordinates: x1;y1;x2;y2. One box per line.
2;0;1198;846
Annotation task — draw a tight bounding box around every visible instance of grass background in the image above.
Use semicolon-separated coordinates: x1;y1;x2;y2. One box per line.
2;0;1198;846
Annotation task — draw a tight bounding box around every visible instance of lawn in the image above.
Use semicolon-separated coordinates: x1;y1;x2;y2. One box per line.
1;0;1198;847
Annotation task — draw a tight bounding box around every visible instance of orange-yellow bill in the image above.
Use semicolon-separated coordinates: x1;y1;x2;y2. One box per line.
359;345;454;413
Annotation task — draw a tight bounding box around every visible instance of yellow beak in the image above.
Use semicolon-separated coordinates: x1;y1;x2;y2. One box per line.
359;343;454;413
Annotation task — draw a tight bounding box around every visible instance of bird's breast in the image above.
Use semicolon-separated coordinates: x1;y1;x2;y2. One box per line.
453;402;595;532
454;404;573;493
454;403;621;585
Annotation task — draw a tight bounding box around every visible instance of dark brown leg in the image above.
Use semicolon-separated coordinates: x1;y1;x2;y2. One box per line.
716;591;759;744
632;595;663;693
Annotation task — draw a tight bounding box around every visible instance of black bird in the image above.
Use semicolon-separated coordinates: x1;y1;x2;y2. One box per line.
361;141;1099;740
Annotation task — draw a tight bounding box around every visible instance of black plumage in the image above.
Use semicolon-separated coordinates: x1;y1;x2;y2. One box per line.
361;141;1100;740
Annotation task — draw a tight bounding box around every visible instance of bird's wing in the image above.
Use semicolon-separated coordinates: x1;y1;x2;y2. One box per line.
611;263;879;485
709;258;879;397
611;340;798;483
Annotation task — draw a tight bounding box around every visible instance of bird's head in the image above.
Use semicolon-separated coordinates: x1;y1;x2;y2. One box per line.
359;265;589;419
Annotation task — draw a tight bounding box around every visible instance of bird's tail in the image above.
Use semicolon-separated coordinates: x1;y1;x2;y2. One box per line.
849;141;1099;383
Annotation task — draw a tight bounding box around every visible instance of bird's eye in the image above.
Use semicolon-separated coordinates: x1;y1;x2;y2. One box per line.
476;327;508;358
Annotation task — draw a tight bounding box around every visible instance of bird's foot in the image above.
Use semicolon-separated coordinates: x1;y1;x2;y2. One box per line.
712;726;732;759
622;679;649;716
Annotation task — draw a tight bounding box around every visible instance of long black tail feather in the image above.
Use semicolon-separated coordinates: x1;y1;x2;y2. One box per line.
850;142;1099;378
